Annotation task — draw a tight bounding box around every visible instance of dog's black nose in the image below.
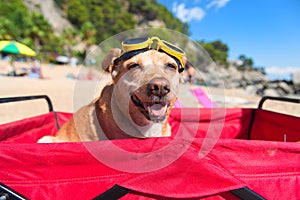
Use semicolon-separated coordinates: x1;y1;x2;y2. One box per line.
147;77;171;97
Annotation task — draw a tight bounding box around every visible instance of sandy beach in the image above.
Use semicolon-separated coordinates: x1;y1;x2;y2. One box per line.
0;61;111;123
0;60;299;124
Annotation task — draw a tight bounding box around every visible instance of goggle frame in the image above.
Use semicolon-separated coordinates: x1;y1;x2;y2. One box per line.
121;36;185;71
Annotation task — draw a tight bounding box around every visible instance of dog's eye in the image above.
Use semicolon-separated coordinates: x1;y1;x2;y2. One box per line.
166;63;177;70
128;64;140;70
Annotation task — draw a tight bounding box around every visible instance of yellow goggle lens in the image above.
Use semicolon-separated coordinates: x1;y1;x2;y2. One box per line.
122;37;152;52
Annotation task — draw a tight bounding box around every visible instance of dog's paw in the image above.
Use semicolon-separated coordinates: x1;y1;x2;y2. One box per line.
37;136;55;143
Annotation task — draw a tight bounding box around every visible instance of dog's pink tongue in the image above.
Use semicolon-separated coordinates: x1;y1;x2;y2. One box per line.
147;104;167;117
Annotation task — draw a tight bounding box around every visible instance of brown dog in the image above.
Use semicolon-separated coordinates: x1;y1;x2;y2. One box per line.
38;47;184;142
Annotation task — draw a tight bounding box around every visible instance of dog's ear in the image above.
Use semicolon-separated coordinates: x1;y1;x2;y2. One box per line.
182;56;187;67
179;56;188;83
101;48;122;73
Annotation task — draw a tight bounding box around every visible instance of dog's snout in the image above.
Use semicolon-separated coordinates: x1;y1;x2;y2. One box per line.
147;78;171;97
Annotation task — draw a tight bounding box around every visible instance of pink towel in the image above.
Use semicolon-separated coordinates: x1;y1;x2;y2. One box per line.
191;87;216;108
174;99;182;108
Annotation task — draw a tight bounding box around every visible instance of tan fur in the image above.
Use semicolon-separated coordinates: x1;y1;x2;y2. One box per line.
38;49;184;143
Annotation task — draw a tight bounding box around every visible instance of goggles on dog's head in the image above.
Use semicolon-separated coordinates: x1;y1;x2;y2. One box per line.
114;36;185;72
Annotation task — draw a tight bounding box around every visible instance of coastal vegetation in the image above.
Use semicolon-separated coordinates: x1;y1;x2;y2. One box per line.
0;0;257;71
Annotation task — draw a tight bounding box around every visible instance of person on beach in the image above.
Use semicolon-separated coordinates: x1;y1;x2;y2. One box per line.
28;59;44;79
186;62;195;84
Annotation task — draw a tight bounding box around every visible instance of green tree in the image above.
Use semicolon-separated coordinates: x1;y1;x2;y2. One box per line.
66;0;89;28
62;0;188;43
80;22;96;62
201;40;229;67
0;0;31;40
238;54;254;67
25;12;53;53
128;0;189;35
86;0;135;42
0;17;15;40
62;28;77;57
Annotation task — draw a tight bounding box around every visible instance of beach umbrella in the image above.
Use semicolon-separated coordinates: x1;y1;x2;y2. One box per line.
0;40;36;57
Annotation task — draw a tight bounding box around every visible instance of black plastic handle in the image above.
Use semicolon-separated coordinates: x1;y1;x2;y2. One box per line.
258;96;300;109
0;95;60;129
0;95;54;112
93;185;265;200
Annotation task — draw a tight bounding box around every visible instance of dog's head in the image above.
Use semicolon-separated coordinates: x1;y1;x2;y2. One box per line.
102;39;185;136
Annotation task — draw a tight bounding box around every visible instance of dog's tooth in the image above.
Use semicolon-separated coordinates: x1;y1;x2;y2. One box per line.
147;106;152;114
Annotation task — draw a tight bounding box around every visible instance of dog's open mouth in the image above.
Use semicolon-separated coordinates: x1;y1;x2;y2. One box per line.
131;93;170;122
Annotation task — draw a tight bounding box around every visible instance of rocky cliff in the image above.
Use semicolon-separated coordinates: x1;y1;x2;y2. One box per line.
23;0;73;35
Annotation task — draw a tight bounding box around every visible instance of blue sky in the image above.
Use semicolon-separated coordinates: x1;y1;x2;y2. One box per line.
157;0;300;80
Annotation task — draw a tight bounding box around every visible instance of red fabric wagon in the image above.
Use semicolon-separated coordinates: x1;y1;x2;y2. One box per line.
0;95;300;199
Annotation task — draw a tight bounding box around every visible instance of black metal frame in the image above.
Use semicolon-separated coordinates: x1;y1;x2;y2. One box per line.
247;96;300;139
0;95;60;130
0;183;28;200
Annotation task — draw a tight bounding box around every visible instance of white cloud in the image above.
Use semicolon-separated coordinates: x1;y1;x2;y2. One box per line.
172;2;205;22
206;0;230;9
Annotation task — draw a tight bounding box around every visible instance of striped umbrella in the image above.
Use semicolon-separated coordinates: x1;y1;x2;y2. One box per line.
0;40;36;57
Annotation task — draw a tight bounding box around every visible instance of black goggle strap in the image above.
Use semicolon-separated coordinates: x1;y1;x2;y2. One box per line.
158;49;185;73
113;48;149;66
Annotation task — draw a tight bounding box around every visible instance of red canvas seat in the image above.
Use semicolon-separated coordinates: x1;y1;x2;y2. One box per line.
169;108;253;140
250;109;300;142
1;136;300;199
0;112;72;143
